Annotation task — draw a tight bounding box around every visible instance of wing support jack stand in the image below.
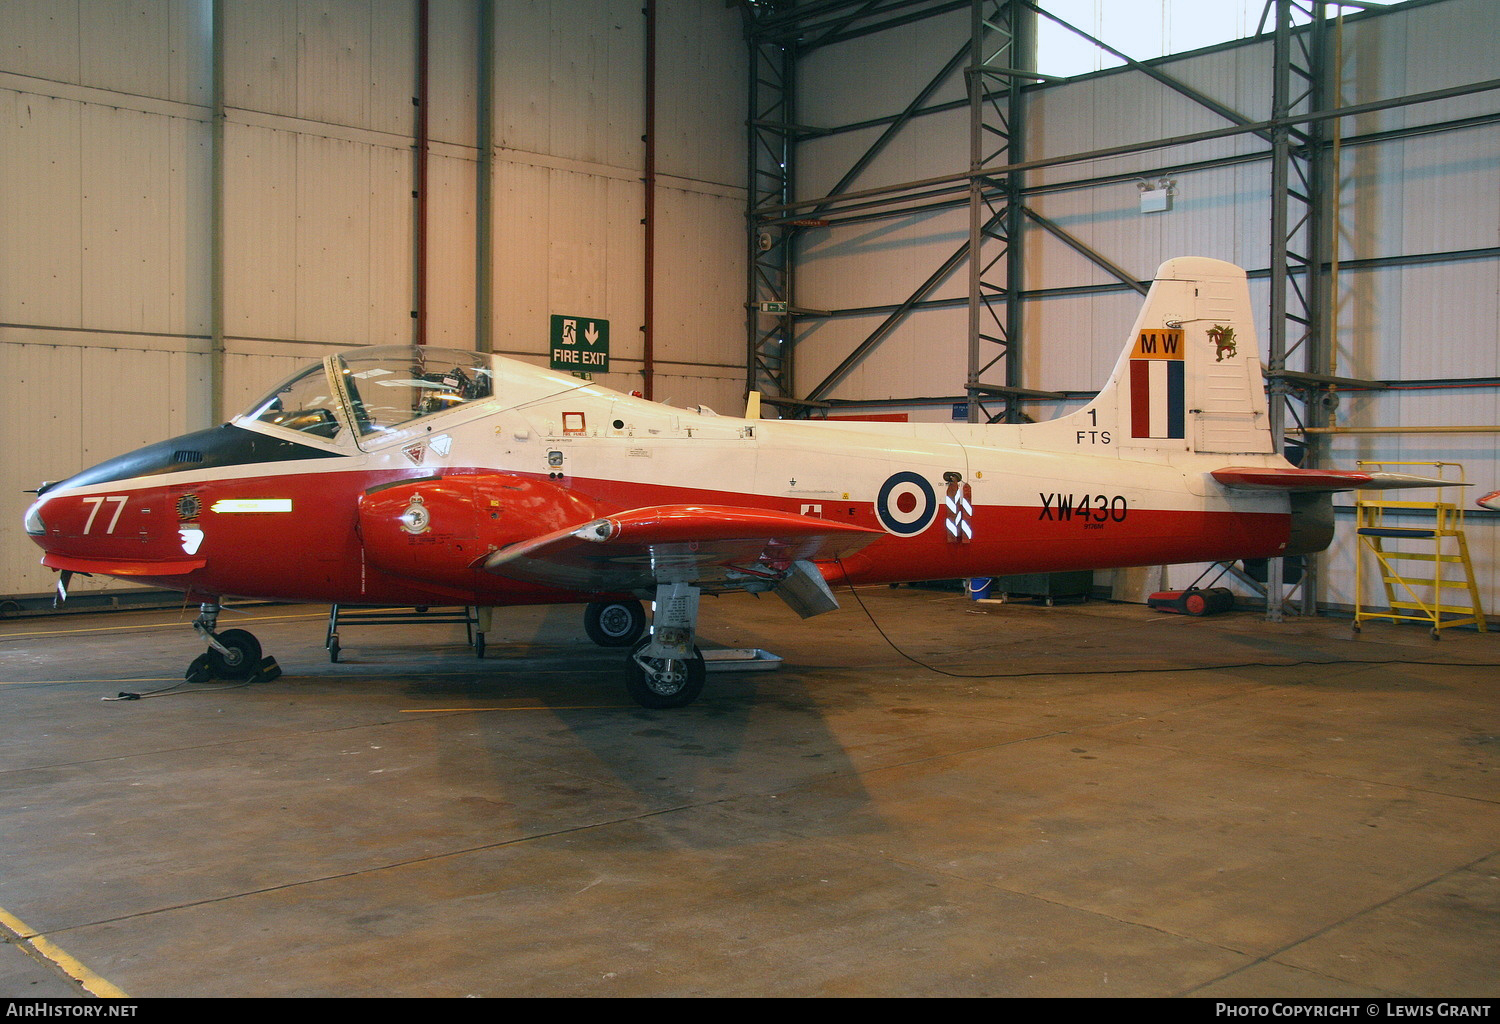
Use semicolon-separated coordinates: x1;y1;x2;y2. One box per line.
186;601;281;683
625;582;705;708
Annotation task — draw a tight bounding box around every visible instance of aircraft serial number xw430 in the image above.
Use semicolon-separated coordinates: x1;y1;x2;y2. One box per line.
24;257;1451;707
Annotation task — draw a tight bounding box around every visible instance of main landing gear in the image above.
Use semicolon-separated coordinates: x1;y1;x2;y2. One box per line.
185;602;282;683
624;583;705;709
584;597;647;647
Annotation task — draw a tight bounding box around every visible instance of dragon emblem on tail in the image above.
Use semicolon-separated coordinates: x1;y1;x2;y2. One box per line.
1208;324;1237;362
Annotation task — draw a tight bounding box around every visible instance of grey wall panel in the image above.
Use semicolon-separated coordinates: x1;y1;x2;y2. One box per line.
486;160;645;364
294;132;379;345
3;1;208;103
0;89;83;327
429;0;479;149
656;0;747;186
791;307;970;404
1337;139;1406;263
1398;0;1499;124
296;0;414;133
544;170;619;326
1;1;79;85
80;104;175;334
492;0;644;171
78;0;213;105
423;147;478;349
223;0;415;130
1023;290;1144;394
794;112;969;204
2;341;85;598
224;121;299;342
224;122;414;347
0;90;210;338
1398;124;1500;258
366;137;417;346
222;0;300;117
653;182;750;371
489;159;552;347
1396;261;1499;382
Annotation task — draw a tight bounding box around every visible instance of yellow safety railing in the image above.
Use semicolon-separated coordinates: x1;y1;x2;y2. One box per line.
1352;462;1485;638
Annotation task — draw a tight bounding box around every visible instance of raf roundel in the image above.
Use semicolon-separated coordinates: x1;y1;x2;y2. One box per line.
875;471;937;537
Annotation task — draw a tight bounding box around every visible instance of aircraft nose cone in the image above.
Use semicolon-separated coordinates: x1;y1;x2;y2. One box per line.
23;495;48;538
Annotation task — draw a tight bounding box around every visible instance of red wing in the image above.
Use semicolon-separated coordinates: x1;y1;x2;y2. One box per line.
483;504;882;593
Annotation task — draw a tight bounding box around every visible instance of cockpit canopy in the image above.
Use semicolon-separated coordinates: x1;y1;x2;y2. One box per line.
243;346;495;443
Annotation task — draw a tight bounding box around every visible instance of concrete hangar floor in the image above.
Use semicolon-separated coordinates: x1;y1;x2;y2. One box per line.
1;585;1496;999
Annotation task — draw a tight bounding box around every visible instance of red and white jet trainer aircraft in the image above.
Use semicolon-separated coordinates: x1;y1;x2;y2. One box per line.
23;257;1448;707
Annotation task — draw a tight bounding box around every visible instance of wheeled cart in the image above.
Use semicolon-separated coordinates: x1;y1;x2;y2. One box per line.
325;605;489;661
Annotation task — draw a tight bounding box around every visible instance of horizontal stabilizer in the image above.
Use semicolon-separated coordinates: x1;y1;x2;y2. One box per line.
484;504;881;593
1211;466;1466;493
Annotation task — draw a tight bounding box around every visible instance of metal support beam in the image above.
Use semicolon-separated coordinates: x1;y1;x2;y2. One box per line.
209;0;225;426
414;0;430;346
966;0;1031;424
1267;0;1338;621
746;22;797;405
475;0;493;353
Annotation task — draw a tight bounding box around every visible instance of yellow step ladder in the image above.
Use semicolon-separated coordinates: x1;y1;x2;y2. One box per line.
1353;461;1486;639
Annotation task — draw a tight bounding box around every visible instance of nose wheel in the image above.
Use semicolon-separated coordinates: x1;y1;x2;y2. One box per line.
622;583;704;708
186;603;281;683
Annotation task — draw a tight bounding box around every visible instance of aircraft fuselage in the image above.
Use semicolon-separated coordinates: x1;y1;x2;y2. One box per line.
26;388;1293;608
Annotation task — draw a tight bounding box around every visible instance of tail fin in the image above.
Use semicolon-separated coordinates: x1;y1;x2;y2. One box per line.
1072;256;1274;456
1026;258;1465;499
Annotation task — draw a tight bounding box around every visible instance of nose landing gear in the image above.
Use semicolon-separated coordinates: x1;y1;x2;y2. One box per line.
624;583;705;709
185;602;282;683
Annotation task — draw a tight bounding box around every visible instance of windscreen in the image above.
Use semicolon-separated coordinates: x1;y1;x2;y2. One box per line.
244;362;344;439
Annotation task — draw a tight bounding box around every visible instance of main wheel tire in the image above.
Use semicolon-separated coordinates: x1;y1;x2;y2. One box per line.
585;598;647;647
206;628;262;680
625;640;705;709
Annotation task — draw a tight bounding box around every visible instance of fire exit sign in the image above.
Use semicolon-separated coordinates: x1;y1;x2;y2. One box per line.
550;315;610;373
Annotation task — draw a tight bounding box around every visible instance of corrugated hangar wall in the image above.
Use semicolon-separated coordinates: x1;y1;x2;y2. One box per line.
774;0;1499;620
0;0;746;603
